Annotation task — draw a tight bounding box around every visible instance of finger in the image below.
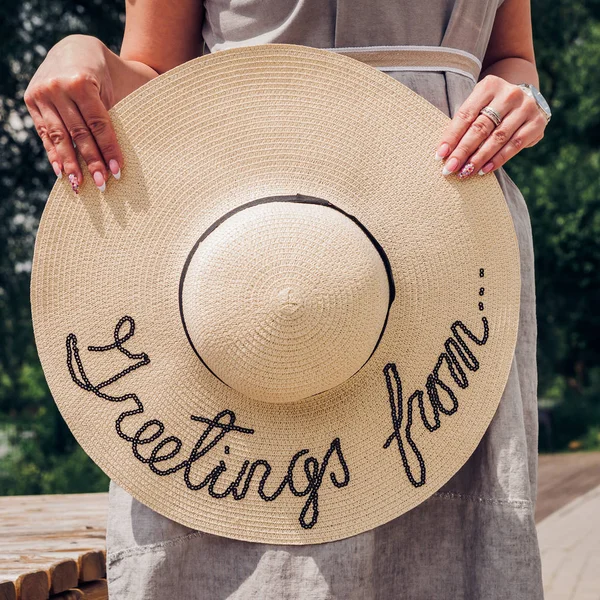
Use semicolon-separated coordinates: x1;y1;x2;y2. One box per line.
53;90;109;191
468;110;547;177
441;84;526;176
440;112;496;177
70;83;123;180
36;98;83;190
456;108;528;178
435;80;496;162
525;132;544;148
483;120;544;171
25;95;64;179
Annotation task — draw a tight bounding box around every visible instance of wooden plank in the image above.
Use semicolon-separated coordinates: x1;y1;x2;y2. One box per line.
0;493;108;595
49;580;107;600
76;553;105;583
0;580;17;600
49;593;80;600
536;451;600;522
14;571;48;600
48;560;78;595
0;558;78;599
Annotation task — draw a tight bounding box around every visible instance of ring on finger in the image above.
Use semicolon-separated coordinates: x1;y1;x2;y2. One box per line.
466;111;526;176
479;105;503;127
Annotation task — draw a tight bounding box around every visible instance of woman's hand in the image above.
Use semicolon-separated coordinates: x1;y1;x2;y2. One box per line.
24;34;125;194
434;74;548;179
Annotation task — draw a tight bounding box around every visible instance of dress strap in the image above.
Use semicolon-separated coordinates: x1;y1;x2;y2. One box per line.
324;45;482;84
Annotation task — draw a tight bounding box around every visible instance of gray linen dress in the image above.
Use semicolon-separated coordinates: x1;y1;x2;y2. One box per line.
106;0;544;598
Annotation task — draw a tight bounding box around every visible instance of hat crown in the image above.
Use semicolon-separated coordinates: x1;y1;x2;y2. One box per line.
180;197;392;403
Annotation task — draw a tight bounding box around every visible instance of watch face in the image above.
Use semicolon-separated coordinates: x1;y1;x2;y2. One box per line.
530;84;552;118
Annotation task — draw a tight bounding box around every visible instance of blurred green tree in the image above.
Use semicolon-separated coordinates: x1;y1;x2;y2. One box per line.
0;0;599;494
0;0;126;493
512;0;600;449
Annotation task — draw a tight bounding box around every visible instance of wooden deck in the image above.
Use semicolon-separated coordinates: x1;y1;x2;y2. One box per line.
536;451;600;522
0;493;108;600
1;451;599;599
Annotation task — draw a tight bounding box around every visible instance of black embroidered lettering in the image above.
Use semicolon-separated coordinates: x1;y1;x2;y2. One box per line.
382;364;426;487
65;316;350;530
298;437;350;529
132;420;165;463
148;436;184;473
383;310;490;487
208;459;250;499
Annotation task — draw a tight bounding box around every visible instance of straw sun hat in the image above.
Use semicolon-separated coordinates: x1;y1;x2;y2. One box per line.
31;43;520;544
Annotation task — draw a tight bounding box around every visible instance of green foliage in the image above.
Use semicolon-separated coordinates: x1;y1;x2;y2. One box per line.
538;368;600;452
507;0;600;449
0;410;109;494
0;1;125;495
0;0;599;494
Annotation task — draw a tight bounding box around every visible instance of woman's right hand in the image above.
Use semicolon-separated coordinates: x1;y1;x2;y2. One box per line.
24;34;123;194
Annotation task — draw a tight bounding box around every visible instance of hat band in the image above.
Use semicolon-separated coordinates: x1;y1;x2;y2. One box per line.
178;194;396;403
325;45;482;84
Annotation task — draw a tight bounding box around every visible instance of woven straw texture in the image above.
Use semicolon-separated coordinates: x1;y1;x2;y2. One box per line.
30;43;520;544
181;199;391;403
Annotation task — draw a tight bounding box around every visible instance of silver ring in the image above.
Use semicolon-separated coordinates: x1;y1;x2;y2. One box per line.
479;106;502;127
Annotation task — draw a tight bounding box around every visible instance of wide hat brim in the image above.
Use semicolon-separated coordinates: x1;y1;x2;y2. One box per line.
31;43;520;544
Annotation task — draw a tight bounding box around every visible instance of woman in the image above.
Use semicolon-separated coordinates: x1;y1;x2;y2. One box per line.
24;0;548;597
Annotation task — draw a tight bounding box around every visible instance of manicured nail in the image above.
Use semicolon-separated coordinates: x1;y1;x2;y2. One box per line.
442;157;460;176
435;142;450;161
52;162;62;179
458;162;475;179
93;171;106;192
109;159;121;180
478;162;494;176
68;173;79;195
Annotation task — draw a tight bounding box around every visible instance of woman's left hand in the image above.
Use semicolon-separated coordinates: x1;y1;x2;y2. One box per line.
434;74;548;178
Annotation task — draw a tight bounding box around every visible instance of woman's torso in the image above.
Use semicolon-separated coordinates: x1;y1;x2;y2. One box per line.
201;0;505;117
106;1;543;598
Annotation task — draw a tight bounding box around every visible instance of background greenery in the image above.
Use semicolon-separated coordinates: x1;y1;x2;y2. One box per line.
0;0;599;495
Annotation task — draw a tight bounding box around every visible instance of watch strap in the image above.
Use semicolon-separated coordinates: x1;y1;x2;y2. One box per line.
517;83;551;123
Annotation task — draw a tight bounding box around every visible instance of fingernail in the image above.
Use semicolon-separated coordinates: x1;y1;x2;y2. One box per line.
435;142;450;161
93;171;106;192
478;162;494;176
458;162;475;179
68;173;79;195
442;157;460;176
109;159;121;180
52;162;62;179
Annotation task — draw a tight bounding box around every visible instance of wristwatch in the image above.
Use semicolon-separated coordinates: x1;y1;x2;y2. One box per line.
517;83;552;123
